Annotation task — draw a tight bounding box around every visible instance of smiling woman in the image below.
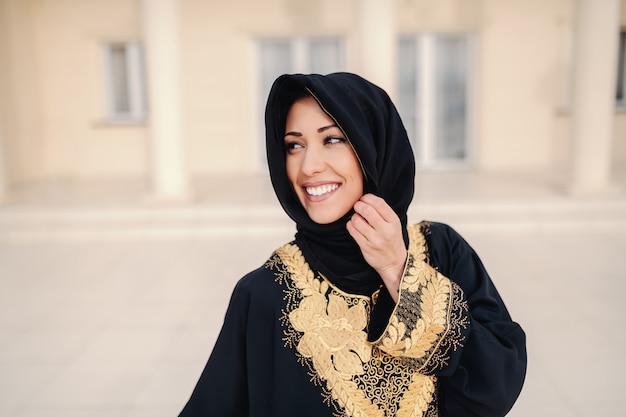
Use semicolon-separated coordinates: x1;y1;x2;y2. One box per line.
178;73;527;417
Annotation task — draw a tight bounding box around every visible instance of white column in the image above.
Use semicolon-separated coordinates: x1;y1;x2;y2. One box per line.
354;0;396;99
570;0;620;194
141;0;189;200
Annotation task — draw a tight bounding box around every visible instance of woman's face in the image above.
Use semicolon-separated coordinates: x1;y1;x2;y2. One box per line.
284;96;363;225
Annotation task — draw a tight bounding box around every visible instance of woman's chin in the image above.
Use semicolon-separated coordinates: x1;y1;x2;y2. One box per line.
305;207;351;225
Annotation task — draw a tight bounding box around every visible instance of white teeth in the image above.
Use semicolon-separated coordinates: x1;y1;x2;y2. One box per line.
305;184;339;196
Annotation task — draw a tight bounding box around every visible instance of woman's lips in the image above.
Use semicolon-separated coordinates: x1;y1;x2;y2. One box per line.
302;182;341;201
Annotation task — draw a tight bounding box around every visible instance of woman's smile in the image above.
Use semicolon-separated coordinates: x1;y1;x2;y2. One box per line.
303;182;340;199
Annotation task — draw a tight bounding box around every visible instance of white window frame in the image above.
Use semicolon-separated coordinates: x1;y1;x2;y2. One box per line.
398;33;476;169
102;41;147;123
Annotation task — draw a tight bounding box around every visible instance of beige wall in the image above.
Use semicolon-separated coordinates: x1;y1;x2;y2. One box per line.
615;112;626;166
479;0;572;171
0;0;148;185
37;0;148;181
0;0;624;187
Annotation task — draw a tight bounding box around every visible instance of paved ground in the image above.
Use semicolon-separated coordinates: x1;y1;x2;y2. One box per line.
1;171;625;417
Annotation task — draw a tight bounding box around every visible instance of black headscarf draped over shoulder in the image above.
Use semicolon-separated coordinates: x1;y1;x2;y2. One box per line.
265;73;415;295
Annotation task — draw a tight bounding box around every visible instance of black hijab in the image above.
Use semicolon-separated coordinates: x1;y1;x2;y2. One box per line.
265;73;415;295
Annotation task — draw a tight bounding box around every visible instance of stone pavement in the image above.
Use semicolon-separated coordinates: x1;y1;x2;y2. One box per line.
0;171;625;417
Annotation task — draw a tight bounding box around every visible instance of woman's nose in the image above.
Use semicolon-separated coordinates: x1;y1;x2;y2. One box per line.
301;147;325;176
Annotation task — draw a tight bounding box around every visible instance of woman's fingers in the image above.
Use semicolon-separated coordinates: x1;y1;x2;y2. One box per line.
351;194;399;244
346;214;368;244
357;194;398;224
347;195;407;303
348;194;403;262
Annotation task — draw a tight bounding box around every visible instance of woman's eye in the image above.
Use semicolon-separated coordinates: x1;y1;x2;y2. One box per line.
325;136;346;145
285;142;304;152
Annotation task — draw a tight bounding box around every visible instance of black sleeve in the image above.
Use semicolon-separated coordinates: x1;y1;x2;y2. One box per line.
426;222;527;417
178;277;252;417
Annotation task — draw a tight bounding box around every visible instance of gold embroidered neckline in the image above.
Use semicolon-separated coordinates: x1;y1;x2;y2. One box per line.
267;223;447;417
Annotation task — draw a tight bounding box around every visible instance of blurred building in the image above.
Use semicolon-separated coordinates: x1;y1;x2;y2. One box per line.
0;0;624;201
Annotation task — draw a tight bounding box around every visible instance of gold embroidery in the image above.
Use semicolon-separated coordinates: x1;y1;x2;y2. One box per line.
373;225;469;373
377;253;451;361
268;223;467;417
289;292;371;376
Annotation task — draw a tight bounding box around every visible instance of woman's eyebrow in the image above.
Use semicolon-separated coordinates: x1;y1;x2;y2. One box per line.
318;124;338;133
284;124;337;138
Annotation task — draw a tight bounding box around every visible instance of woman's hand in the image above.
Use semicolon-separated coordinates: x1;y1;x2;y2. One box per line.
346;194;407;302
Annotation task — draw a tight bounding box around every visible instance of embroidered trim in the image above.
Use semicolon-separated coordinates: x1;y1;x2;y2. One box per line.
373;224;470;374
266;223;467;416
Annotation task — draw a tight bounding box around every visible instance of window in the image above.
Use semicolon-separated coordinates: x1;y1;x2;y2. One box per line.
258;37;345;97
258;37;345;104
255;37;345;166
102;42;147;122
617;29;626;108
398;34;474;168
